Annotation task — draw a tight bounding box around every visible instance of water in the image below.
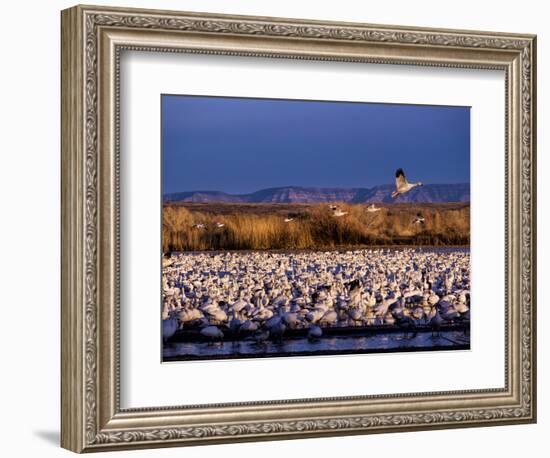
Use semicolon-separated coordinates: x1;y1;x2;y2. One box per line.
163;331;470;361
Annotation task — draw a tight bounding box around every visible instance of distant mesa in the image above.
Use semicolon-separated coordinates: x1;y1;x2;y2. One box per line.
164;184;470;204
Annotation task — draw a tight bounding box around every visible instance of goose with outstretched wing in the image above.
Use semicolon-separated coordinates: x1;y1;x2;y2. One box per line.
391;168;423;199
331;206;348;217
366;204;381;213
412;213;425;225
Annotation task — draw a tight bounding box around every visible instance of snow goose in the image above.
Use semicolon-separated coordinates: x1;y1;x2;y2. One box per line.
428;307;445;336
320;310;338;327
329;205;348;217
269;321;287;342
200;325;224;343
366;204;381;213
332;209;348;217
391;168;423;198
307;325;323;340
162;311;179;342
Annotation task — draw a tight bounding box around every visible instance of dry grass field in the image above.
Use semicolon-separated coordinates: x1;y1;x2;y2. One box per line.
162;202;470;252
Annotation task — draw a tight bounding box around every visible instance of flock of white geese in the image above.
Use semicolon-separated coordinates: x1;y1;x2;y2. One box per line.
162;248;470;343
162;168;466;344
190;168;425;230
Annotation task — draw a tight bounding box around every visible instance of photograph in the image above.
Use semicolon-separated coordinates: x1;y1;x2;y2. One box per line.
161;95;471;361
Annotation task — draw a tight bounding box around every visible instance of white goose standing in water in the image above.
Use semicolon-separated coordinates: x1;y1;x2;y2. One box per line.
391;168;423;199
200;325;224;344
162;310;179;342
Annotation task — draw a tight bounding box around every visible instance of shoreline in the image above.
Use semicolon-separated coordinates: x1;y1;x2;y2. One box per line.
167;322;470;343
165;245;470;256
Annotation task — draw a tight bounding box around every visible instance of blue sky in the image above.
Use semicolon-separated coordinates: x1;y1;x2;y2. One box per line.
162;95;470;195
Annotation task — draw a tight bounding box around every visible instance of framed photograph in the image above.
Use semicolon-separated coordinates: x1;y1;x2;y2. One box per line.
61;4;537;453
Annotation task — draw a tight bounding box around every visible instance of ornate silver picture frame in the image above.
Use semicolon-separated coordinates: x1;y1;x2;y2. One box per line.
61;4;536;453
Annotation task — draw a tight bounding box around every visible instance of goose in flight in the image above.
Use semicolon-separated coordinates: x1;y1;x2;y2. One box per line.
330;205;348;217
366;204;381;213
333;209;348;217
391;168;423;199
412;214;425;225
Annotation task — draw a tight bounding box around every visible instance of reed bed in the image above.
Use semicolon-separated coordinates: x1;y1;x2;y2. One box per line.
162;202;470;252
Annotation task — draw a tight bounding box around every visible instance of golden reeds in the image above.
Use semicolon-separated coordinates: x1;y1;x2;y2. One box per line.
162;202;470;252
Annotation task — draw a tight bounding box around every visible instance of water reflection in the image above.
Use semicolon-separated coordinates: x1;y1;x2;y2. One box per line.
163;331;469;361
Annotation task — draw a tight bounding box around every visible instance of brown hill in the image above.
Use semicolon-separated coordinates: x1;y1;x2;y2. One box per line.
164;183;470;204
